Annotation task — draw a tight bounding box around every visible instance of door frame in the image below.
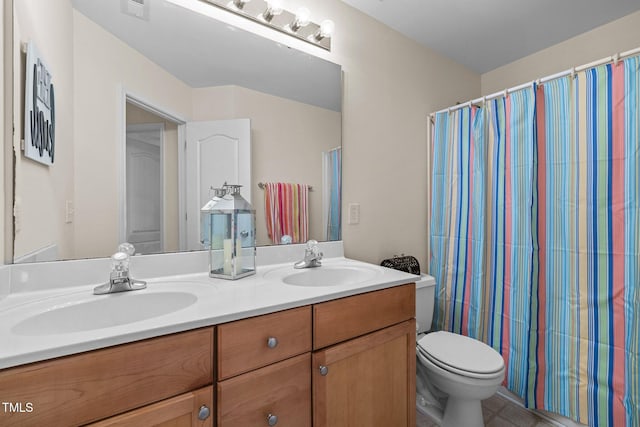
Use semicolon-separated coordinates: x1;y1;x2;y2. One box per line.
117;88;186;249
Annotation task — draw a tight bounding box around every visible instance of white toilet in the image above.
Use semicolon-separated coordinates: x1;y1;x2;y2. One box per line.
415;275;505;427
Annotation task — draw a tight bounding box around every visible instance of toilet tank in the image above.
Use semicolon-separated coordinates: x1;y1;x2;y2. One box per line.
415;274;436;333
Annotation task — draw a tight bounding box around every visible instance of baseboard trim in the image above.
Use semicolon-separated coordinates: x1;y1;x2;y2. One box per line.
496;387;588;427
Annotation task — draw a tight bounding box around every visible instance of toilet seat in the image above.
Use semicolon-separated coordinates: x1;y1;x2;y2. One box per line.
417;331;504;380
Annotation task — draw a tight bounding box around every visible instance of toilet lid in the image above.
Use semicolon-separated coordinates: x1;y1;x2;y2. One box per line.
418;331;504;376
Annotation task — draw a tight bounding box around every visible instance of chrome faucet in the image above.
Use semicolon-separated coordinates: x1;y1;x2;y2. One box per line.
94;243;147;295
294;240;323;269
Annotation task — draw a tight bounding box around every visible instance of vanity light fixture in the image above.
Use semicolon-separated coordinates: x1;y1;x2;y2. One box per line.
199;0;333;50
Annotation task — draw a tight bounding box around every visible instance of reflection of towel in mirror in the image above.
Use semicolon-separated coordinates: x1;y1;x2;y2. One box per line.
264;182;309;245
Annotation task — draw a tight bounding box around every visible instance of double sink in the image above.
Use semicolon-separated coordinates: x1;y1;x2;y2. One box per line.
8;262;382;336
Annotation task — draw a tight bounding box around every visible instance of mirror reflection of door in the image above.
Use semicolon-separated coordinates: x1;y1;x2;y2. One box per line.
124;101;181;255
126;124;163;254
184;119;251;251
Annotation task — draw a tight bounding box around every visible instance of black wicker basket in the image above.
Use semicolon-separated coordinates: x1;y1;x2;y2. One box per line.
380;255;421;275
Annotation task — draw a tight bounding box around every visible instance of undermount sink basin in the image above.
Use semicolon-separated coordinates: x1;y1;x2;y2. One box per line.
12;291;198;336
281;265;379;287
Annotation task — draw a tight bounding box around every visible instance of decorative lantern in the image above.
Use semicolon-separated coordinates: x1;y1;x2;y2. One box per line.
202;184;256;280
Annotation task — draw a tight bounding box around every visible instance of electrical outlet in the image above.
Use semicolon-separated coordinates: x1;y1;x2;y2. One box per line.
348;203;360;225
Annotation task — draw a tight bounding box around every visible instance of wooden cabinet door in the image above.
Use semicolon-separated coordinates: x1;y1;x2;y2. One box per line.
89;387;213;427
218;353;311;427
312;320;416;427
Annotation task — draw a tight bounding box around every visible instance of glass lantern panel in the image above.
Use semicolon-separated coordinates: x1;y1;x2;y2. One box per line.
201;210;229;249
208;212;233;276
234;211;255;275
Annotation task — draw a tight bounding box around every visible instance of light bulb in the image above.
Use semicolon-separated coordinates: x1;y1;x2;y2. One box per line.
266;0;283;14
295;7;311;26
319;19;335;38
232;0;251;10
263;0;283;21
290;7;311;32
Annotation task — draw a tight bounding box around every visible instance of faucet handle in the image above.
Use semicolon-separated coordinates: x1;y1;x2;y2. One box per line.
306;239;319;255
110;251;130;278
117;242;136;256
111;243;136;273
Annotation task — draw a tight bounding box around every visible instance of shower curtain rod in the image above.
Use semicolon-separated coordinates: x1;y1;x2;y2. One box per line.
430;45;640;118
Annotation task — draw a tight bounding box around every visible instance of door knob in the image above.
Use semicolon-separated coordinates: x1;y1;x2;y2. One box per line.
198;405;210;420
267;413;278;426
267;337;278;348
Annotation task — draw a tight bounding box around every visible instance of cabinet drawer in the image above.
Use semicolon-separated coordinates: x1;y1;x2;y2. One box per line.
217;353;311;427
313;283;415;349
89;386;213;427
0;327;214;427
217;306;311;380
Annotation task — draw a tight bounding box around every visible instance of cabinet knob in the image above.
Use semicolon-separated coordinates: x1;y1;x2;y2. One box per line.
267;413;278;426
267;337;278;349
198;405;211;421
319;365;329;376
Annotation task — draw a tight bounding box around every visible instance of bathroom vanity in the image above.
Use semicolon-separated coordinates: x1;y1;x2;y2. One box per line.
0;249;417;427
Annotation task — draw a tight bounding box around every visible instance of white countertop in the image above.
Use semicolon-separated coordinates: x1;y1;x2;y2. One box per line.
0;256;419;369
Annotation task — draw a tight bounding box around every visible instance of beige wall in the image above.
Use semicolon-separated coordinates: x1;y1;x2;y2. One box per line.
299;0;480;267
73;10;192;258
126;103;180;252
13;0;74;261
482;10;640;94
192;85;341;246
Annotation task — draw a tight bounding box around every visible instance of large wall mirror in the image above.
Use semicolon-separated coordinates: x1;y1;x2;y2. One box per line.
12;0;342;263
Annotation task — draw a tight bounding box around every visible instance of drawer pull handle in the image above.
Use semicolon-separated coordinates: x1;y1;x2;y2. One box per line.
267;337;278;349
319;365;329;376
267;413;278;426
198;405;211;421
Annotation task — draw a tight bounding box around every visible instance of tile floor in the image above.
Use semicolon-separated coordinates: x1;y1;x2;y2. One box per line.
416;393;556;427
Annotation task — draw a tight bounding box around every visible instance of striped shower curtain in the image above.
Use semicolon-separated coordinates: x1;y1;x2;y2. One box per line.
430;55;640;426
323;147;342;241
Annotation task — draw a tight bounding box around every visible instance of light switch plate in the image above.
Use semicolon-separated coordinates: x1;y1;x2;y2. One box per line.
65;200;74;223
348;203;360;225
14;197;21;233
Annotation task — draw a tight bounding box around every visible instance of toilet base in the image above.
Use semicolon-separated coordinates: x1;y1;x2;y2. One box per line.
441;396;484;427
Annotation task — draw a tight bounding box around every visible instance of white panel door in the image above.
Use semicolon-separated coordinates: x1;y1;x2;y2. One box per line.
184;119;251;251
126;124;163;254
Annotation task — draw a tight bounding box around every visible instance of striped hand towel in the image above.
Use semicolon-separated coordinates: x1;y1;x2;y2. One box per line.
264;182;309;244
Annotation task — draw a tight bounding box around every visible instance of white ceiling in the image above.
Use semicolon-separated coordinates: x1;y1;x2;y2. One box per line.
341;0;640;73
72;0;342;111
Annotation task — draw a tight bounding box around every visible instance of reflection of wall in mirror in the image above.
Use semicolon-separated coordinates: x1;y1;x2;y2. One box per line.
126;103;180;253
191;86;341;246
14;4;340;261
13;0;74;262
72;9;192;259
